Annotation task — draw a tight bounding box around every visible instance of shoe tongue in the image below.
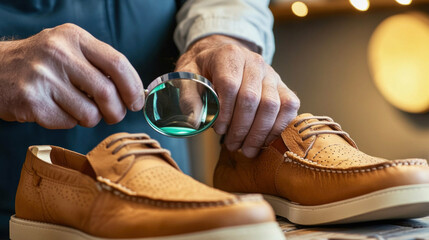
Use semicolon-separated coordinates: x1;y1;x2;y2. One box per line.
86;132;179;183
280;113;357;158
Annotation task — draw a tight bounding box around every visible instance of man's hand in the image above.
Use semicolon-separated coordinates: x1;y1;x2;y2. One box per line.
176;35;300;158
0;23;144;129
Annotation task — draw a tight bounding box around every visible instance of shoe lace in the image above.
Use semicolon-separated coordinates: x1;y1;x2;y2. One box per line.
293;116;351;141
106;133;170;161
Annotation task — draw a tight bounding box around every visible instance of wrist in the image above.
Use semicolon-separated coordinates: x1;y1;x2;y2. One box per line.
188;34;259;55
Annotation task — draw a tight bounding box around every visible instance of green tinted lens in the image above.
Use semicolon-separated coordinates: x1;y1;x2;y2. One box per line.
143;73;219;137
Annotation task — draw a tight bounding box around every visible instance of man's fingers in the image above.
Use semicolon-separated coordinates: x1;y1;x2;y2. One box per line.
33;100;77;129
241;75;280;157
264;81;300;145
52;82;102;128
210;45;245;135
66;57;126;124
224;55;265;151
79;34;144;111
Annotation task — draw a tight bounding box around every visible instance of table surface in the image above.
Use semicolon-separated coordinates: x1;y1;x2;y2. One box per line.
277;216;429;240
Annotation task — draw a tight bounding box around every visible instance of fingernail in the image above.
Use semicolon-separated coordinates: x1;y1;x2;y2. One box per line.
242;147;259;158
226;143;240;151
214;124;227;134
131;98;144;112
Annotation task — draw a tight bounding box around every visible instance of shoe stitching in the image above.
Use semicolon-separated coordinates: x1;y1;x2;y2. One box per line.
96;176;263;208
284;151;428;173
97;176;137;195
286;151;323;166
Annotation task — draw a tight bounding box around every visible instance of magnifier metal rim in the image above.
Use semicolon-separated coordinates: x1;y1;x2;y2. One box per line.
144;72;217;98
143;72;219;138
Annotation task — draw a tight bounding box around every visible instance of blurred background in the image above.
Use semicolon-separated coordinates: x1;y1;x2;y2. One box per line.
189;0;429;185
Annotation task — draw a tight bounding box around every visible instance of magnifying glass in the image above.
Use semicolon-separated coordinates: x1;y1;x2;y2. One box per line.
143;72;219;137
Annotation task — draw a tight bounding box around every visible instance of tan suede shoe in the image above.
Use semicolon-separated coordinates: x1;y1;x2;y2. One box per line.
214;113;429;225
10;133;284;240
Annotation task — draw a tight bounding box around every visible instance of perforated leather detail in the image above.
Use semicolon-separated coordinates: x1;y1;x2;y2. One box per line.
39;178;95;221
124;166;233;201
309;144;385;168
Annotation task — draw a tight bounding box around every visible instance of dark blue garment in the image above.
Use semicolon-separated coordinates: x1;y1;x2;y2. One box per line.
0;1;190;238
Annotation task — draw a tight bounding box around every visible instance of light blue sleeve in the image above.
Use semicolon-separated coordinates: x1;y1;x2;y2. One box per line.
174;0;275;64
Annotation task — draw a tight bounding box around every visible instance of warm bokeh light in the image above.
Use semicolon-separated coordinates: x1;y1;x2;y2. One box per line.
395;0;412;5
349;0;370;11
368;13;429;113
291;1;308;17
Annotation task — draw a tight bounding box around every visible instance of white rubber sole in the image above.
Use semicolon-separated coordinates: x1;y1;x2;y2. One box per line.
263;183;429;225
9;216;285;240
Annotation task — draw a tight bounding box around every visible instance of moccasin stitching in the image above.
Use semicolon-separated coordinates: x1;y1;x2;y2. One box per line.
284;151;428;174
96;176;263;209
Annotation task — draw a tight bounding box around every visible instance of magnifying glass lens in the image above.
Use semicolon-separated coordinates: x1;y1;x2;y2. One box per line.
144;76;219;137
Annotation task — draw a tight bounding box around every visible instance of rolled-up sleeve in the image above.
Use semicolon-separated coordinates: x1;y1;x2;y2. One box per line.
174;0;275;64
